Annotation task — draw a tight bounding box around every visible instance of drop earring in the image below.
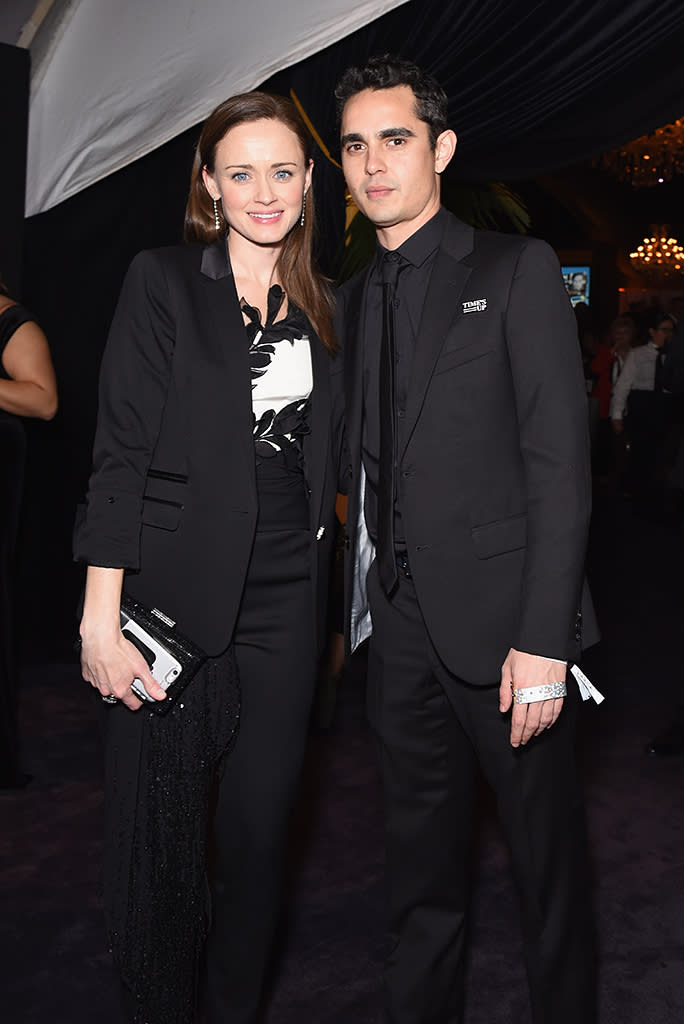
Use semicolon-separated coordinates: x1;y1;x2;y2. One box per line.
213;197;221;233
300;190;307;227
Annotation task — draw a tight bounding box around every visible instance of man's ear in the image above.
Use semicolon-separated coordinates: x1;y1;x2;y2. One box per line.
434;130;457;173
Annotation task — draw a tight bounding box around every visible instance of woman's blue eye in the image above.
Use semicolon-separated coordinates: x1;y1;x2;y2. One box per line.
232;172;249;182
274;169;292;180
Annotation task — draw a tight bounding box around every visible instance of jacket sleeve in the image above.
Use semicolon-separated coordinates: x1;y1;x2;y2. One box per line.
73;250;176;569
504;239;592;659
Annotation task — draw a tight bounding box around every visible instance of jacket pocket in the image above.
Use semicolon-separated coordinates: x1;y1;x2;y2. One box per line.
147;469;189;484
433;339;493;375
471;513;527;559
141;495;183;532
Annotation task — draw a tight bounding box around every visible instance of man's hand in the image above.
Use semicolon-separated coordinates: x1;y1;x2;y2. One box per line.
499;648;565;747
612;419;624;435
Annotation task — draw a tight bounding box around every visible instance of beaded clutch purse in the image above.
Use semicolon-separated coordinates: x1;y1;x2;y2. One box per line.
121;593;207;714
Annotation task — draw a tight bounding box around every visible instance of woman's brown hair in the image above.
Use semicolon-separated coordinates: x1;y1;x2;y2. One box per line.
185;92;336;353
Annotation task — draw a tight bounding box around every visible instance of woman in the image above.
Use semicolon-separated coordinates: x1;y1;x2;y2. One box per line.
0;281;57;787
74;93;342;1024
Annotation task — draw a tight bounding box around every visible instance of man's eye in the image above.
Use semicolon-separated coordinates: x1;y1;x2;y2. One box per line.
388;137;406;146
346;143;364;153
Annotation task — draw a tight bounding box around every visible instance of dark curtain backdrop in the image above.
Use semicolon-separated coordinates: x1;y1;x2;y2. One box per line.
19;0;684;655
1;43;29;296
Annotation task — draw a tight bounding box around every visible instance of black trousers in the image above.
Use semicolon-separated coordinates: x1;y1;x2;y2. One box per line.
203;524;317;1024
105;526;316;1024
366;561;596;1024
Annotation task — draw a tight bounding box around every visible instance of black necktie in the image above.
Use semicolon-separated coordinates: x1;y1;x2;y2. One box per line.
654;347;667;393
377;251;403;595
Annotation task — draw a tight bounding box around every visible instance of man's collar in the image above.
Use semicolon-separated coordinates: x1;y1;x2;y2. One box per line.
375;206;448;271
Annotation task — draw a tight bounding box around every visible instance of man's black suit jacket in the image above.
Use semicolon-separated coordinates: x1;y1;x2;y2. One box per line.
337;211;598;685
74;239;341;656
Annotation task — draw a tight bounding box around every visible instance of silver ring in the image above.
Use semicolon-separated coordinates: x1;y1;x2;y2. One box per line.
101;694;119;704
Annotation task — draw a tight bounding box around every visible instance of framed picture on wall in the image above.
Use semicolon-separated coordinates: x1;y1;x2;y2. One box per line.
562;265;591;307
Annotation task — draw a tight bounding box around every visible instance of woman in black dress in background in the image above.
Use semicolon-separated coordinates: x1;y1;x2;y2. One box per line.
0;281;57;787
75;94;342;1023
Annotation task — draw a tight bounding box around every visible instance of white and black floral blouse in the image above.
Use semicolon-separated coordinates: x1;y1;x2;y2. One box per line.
242;284;312;463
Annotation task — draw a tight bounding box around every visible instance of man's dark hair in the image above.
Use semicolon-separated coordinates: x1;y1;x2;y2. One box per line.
335;54;448;149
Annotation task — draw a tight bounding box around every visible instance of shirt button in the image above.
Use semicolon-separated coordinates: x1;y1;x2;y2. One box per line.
397;409;406;418
387;251;401;262
393;298;401;308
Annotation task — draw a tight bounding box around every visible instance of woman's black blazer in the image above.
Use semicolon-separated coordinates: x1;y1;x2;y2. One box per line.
74;239;342;656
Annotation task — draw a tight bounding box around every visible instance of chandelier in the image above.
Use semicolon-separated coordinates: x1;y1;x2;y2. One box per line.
629;226;684;280
597;119;684;187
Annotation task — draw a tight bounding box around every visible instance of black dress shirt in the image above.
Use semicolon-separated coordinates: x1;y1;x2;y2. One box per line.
362;206;447;546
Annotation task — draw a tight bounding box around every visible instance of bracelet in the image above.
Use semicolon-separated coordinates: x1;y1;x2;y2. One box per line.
512;681;567;704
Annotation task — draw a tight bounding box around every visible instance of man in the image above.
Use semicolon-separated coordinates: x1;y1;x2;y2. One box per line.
611;310;676;504
334;56;599;1024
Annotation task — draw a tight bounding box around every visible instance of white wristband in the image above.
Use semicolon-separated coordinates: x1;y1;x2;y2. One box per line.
512;680;567;704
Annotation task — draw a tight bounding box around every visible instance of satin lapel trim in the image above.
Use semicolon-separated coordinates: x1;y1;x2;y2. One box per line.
400;253;472;458
200;246;255;464
308;332;330;529
199;238;246;372
200;238;232;280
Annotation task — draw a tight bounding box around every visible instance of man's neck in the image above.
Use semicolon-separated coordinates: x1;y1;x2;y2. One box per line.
375;200;442;252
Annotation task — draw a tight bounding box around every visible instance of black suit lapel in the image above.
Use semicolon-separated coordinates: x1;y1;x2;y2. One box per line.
199;238;248;355
400;243;472;457
342;271;369;459
199;240;255;479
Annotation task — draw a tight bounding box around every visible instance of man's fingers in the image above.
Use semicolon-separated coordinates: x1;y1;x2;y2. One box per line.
510;705;527;747
521;703;542;744
510;697;565;745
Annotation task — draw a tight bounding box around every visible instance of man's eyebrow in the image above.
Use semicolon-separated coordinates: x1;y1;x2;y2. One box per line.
340;132;365;147
340;126;417;147
378;127;416;140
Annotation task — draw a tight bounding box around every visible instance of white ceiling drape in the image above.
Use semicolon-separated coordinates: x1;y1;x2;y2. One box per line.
25;0;409;217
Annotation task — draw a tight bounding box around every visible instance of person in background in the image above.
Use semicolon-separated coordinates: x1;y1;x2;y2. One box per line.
74;93;342;1024
611;310;675;507
591;314;638;480
0;278;57;788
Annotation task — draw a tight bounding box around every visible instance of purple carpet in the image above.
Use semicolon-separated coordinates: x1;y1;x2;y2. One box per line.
1;486;683;1023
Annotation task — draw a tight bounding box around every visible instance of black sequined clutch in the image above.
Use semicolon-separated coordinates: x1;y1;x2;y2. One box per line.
121;593;207;714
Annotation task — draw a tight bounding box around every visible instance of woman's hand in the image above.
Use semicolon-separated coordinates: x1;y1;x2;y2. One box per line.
80;624;166;710
80;566;167;709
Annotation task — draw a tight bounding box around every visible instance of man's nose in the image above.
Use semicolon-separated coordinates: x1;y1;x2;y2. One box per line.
365;145;386;175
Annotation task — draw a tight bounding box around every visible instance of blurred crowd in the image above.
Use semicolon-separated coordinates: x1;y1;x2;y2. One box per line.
576;296;684;529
